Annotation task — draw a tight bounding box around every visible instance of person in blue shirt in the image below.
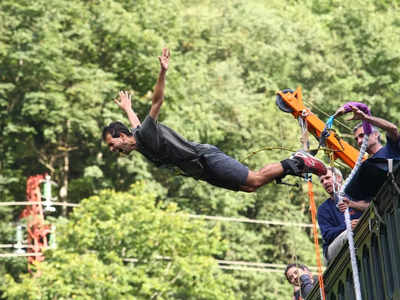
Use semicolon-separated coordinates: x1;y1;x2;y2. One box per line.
317;167;368;264
343;105;400;200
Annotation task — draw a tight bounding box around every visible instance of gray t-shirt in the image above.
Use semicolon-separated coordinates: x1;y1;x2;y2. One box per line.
133;115;211;177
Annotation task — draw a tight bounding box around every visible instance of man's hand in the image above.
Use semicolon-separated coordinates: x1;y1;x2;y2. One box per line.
114;91;132;112
159;48;170;72
347;104;367;121
335;104;367;120
338;198;370;213
114;91;141;128
334;107;346;117
338;197;351;213
297;268;305;277
296;268;313;285
351;219;359;230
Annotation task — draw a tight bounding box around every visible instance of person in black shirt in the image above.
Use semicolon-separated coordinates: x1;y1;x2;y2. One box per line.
102;48;327;192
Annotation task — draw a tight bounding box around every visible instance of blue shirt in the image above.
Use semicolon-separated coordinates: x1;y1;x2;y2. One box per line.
317;197;363;257
345;135;400;200
373;135;400;160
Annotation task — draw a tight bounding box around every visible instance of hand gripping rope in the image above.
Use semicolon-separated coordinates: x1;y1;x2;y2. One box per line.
328;102;372;300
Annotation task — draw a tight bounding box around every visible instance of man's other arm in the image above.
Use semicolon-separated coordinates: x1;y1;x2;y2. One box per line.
317;207;346;245
338;197;370;213
149;48;169;120
114;91;141;128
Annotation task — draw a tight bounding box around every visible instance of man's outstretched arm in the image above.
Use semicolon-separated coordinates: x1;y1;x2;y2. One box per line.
114;91;141;129
149;48;169;120
348;104;400;141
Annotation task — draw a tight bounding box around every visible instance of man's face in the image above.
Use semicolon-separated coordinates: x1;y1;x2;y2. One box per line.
105;133;134;155
286;267;301;286
353;126;379;151
353;126;365;148
319;170;340;195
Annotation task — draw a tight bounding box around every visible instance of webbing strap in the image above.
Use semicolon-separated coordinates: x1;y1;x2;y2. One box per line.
307;180;326;300
387;159;400;196
299;115;326;300
388;159;393;174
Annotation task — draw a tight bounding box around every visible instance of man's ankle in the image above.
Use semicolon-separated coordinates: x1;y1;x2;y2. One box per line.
280;157;304;176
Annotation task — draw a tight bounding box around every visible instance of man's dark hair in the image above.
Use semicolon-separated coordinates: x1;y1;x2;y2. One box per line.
284;263;310;283
102;121;132;141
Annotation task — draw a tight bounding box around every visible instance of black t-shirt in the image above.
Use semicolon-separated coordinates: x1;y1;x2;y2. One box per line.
133;115;211;177
345;135;400;200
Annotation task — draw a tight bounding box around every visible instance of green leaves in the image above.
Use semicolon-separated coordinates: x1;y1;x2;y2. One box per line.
2;183;236;299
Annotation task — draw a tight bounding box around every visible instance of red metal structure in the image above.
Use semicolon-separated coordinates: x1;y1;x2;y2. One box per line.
19;174;51;270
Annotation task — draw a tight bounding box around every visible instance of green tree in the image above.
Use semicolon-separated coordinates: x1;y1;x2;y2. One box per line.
2;183;236;299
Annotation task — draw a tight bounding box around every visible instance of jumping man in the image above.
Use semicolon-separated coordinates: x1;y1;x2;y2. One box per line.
102;48;327;192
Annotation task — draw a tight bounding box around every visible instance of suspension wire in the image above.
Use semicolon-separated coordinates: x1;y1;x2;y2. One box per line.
308;180;326;300
298;116;326;300
303;99;354;133
283;115;301;291
278;119;304;288
186;214;314;228
0;251;325;273
241;146;297;163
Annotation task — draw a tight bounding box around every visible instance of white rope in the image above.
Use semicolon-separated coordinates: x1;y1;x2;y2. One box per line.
337;134;368;300
123;258;324;274
0;201;314;228
0;251;323;272
0;244;31;249
185;214;314;228
218;266;284;273
114;257;323;271
0;244;16;248
0;253;42;258
0;202;79;207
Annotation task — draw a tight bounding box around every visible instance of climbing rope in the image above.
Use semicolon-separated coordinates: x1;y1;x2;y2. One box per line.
330;102;372;300
337;134;368;300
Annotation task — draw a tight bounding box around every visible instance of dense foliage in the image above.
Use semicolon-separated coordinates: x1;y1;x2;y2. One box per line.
3;184;237;299
1;0;400;299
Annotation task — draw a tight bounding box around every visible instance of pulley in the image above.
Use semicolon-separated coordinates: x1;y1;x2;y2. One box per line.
275;88;294;113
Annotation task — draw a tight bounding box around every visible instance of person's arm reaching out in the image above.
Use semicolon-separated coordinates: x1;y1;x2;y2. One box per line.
317;206;346;246
149;48;169;120
348;104;400;141
114;91;141;129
